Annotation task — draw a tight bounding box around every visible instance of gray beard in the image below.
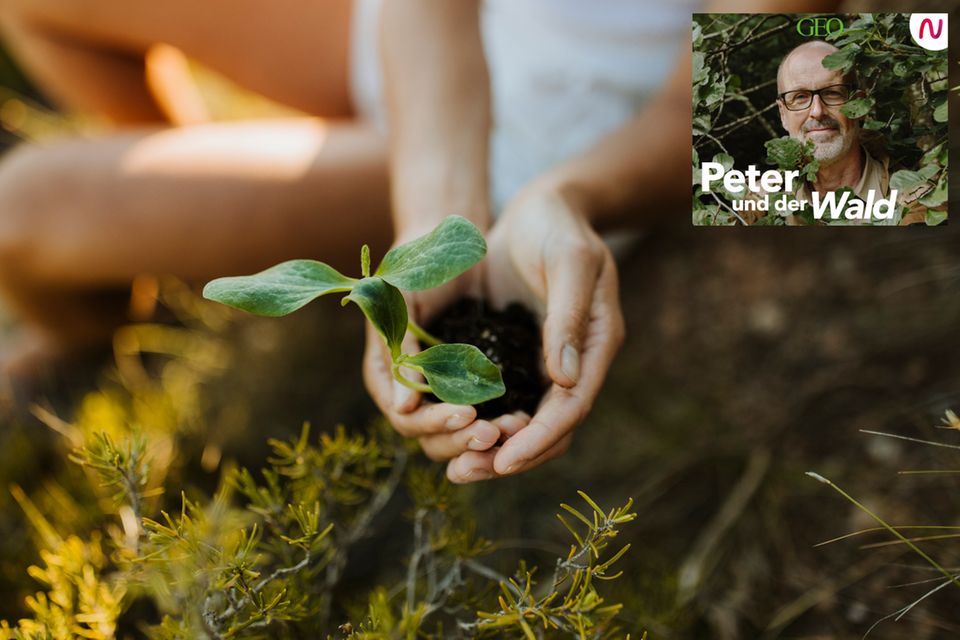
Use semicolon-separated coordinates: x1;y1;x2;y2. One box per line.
810;134;850;165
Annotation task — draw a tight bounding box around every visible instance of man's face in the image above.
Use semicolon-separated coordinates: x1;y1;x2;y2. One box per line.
778;47;859;165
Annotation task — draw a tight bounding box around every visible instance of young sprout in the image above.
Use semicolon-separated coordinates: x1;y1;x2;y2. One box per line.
202;216;505;405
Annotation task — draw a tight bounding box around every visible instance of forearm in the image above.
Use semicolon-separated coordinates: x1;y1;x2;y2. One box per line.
533;63;692;231
380;0;491;236
530;0;843;230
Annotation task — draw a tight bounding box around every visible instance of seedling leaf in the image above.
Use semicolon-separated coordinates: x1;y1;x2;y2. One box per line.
376;216;486;291
343;277;408;359
402;344;504;404
361;244;371;278
203;260;356;316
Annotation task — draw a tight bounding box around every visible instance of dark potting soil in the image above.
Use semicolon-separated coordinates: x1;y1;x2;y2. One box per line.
426;297;546;420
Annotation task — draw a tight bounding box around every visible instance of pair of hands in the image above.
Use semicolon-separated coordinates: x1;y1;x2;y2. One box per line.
363;184;625;483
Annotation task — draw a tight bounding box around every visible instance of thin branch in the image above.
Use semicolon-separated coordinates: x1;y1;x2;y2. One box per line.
739;78;778;97
860;430;960;452
407;508;427;613
701;15;754;41
216;552;311;624
319;445;408;624
710;191;748;226
711;100;779;136
463;558;518;593
694;131;730;154
707;19;794;57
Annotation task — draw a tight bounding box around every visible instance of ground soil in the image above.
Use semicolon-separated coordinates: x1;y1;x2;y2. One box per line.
425;297;546;420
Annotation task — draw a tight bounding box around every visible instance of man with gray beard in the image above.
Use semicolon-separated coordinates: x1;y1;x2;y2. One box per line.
737;39;936;226
774;40;895;223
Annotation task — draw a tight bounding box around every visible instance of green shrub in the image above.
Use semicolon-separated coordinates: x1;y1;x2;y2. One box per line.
0;292;642;638
2;419;640;639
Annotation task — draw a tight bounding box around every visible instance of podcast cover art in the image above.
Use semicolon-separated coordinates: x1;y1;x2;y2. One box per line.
692;13;949;226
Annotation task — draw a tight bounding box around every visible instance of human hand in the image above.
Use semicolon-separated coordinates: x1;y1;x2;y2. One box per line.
444;184;626;482
362;228;507;461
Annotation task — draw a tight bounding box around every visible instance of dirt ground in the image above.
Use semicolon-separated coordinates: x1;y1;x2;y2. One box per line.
6;222;960;638
465;224;960;639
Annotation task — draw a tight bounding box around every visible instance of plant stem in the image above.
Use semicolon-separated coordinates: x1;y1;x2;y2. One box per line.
392;363;433;393
407;320;442;347
806;472;960;591
407;508;427;614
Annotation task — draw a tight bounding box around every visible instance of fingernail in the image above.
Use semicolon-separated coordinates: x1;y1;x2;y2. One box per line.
393;380;413;410
561;344;580;383
468;436;495;451
446;413;472;430
468;469;493;481
502;459;526;474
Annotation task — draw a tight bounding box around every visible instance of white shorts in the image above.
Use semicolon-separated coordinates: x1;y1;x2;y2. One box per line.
349;0;387;132
350;0;696;216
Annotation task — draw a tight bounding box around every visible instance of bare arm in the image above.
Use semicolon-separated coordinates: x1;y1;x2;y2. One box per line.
447;0;846;481
531;0;844;229
364;1;498;459
379;0;491;235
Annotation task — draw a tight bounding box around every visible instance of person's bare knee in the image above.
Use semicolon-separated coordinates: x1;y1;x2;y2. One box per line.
0;143;132;351
0;146;57;336
1;0;355;118
0;144;62;286
0;0;87;34
0;146;39;267
0;0;29;23
0;0;78;36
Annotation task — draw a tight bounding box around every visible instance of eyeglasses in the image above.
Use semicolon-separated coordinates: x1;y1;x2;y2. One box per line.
778;84;856;111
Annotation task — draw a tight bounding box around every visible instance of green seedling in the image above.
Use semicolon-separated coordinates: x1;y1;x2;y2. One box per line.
202;216;505;405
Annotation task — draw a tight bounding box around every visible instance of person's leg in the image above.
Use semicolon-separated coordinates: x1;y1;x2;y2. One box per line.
0;0;356;120
0;118;391;363
0;0;372;386
0;9;168;124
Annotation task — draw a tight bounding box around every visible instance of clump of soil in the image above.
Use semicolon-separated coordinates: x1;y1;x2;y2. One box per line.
426;298;546;420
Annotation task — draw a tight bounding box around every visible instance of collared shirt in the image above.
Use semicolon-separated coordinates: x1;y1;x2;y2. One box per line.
796;148;886;205
745;146;937;226
790;147;890;226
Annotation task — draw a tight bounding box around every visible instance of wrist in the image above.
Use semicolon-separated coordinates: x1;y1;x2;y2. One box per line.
529;160;640;230
390;159;492;240
518;175;595;222
393;210;490;246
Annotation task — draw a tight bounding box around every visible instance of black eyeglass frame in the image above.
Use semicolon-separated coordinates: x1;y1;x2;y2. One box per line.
777;83;858;111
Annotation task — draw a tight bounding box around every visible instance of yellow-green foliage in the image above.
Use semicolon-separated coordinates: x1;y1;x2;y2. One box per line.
1;286;643;639
3;490;124;640
5;419;639;639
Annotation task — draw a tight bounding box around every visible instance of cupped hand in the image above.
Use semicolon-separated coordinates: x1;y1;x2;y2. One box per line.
362;228;504;461
444;184;626;483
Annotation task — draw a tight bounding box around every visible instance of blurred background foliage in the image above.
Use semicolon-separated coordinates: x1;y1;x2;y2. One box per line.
3;232;960;638
3;1;960;637
692;12;950;225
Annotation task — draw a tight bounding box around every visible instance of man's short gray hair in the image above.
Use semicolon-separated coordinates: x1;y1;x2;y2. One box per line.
777;40;858;93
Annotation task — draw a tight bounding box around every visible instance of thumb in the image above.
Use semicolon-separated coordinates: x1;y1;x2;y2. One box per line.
542;253;599;388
